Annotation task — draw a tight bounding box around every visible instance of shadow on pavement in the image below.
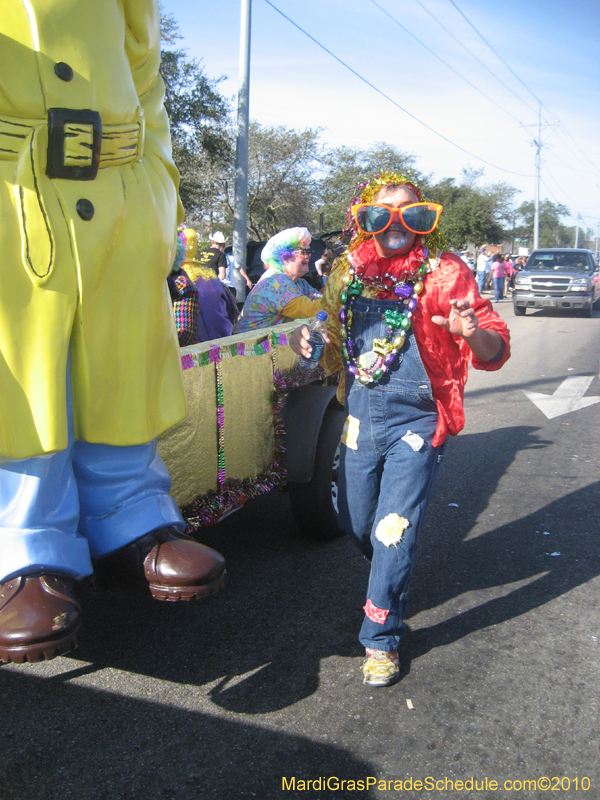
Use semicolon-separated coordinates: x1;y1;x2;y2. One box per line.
4;425;596;721
406;424;599;659
51;488;369;714
0;668;377;800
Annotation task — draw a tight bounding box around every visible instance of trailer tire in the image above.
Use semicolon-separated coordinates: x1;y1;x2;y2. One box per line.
289;409;345;541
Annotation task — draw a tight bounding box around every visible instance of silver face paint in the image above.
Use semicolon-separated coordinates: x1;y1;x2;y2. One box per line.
378;225;408;251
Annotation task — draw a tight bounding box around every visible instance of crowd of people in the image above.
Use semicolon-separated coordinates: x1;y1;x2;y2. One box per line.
475;247;526;300
169;226;325;344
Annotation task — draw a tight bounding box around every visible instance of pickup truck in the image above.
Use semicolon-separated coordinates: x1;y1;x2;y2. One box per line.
513;248;599;317
157;321;345;540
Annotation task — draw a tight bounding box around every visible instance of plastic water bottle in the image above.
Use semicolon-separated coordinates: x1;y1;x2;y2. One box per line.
298;311;328;369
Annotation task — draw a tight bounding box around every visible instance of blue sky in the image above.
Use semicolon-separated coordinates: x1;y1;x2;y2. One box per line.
160;0;600;232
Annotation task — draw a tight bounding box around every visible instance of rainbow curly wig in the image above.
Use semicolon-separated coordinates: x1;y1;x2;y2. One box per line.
261;227;311;273
344;171;446;254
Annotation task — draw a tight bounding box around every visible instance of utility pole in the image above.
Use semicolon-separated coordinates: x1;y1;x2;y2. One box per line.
575;215;580;248
511;212;516;254
533;103;541;250
522;103;557;251
232;0;251;273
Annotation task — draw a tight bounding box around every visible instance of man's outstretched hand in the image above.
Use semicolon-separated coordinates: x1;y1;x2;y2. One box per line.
432;298;503;362
431;298;479;338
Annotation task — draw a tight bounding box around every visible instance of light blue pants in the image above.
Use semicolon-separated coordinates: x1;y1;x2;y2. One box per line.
0;366;184;583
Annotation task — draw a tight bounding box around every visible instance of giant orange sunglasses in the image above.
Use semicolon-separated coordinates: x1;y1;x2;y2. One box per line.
351;201;443;235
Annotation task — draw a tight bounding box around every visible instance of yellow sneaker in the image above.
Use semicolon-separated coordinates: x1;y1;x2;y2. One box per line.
362;648;400;687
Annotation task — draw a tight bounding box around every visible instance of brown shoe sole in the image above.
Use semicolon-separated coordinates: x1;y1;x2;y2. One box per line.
149;571;226;601
0;623;82;664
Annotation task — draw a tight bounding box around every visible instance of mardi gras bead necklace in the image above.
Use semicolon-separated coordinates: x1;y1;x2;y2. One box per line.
339;248;439;385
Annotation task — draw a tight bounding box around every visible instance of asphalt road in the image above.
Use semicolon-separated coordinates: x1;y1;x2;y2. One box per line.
2;298;599;800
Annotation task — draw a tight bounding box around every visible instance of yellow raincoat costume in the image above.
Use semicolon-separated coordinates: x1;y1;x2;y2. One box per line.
0;0;186;459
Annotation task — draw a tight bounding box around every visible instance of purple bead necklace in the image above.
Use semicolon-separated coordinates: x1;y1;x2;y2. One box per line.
339;249;435;385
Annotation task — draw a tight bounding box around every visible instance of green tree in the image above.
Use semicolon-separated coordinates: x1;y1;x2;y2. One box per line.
218;122;323;240
514;200;574;248
578;226;597;250
159;11;231;223
317;143;427;232
429;178;506;249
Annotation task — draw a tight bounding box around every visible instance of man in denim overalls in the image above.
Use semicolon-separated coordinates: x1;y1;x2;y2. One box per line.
291;172;510;686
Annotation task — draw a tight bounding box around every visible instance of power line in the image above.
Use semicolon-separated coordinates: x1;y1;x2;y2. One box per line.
541;166;580;208
543;149;595;186
542;126;600;187
553;128;600;180
539;178;565;209
539;176;600;224
444;0;600;182
369;0;525;126
551;129;600;182
446;0;544;108
411;0;538;118
544;120;600;181
263;0;534;178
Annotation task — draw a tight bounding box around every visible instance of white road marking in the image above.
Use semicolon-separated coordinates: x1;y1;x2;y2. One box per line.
523;376;600;419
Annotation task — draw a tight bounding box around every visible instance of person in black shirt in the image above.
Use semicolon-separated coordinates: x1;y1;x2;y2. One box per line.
197;231;228;276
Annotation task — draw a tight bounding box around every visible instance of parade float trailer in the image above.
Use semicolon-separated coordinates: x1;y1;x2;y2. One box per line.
158;321;344;540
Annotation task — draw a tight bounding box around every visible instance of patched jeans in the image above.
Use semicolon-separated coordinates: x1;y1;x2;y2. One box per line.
338;296;444;652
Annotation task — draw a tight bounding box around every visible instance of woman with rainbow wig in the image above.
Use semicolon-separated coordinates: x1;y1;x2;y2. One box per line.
290;171;511;688
237;227;322;332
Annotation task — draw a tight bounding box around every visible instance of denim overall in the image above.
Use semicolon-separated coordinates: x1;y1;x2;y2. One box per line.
338;295;444;652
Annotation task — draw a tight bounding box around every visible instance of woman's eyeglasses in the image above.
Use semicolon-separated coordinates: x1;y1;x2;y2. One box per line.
295;248;312;256
351;202;443;236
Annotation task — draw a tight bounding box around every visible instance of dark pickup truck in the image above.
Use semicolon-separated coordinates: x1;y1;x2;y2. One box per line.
513;248;599;317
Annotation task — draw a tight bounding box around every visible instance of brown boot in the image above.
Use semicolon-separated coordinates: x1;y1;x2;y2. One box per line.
95;527;226;601
0;574;82;664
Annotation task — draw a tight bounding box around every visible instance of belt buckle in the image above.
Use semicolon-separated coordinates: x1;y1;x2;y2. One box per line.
46;108;102;180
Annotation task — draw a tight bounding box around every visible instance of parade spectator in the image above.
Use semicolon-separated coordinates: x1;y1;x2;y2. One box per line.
491;253;507;302
461;251;475;273
290;171;510;688
168;230;200;346
315;248;335;288
182;229;238;341
237;227;322;332
221;250;253;305
476;246;488;292
504;254;515;293
197;231;228;276
484;252;494;291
